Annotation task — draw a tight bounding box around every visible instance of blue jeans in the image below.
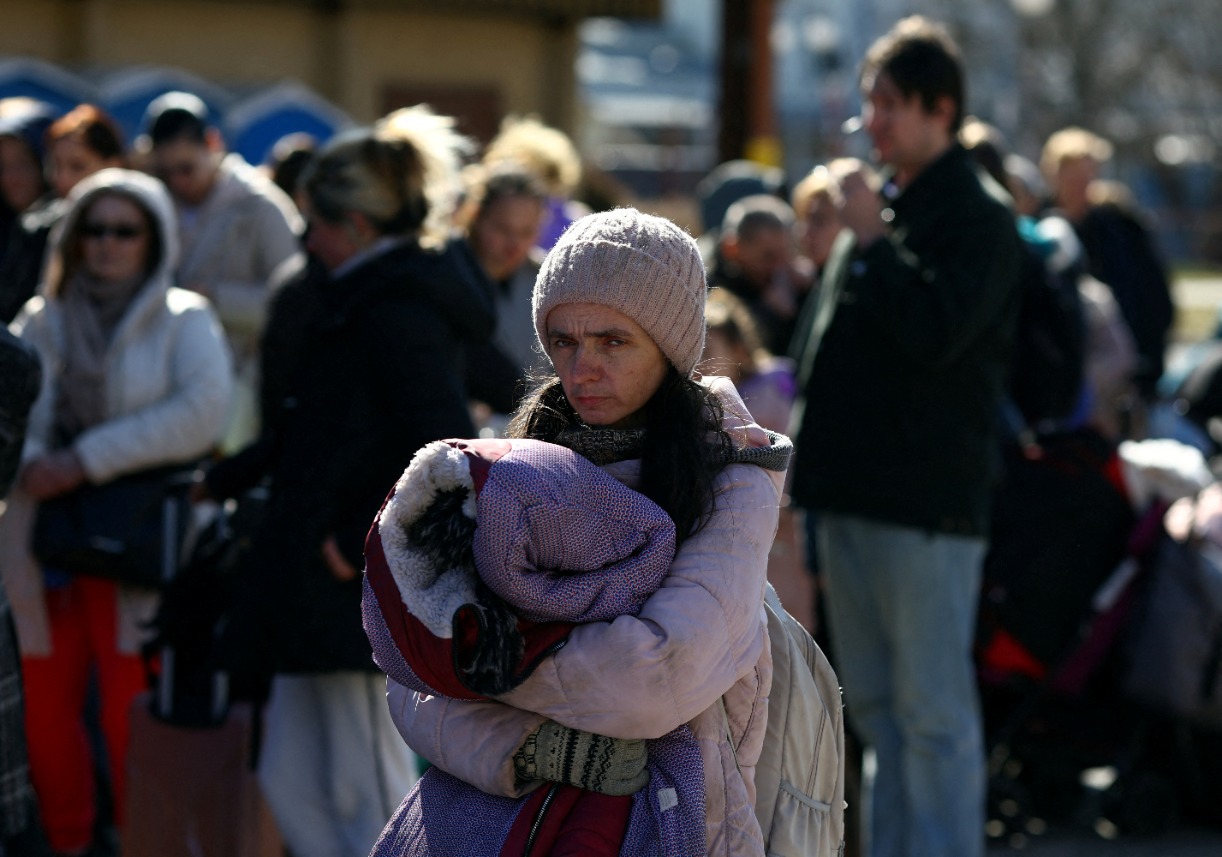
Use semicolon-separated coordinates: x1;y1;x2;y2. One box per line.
817;513;986;857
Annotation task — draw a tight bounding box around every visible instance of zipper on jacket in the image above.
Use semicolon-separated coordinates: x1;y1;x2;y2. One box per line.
523;782;561;857
513;639;567;687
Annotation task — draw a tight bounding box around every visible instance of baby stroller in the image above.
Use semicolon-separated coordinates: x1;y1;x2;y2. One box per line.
1118;485;1222;834
976;427;1173;846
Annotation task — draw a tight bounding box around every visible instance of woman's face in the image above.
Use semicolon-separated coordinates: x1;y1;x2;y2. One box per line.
0;137;45;213
469;195;544;281
798;194;842;270
546;302;669;429
79;194;152;284
50;136;120;199
302;199;364;273
1054;156;1098;221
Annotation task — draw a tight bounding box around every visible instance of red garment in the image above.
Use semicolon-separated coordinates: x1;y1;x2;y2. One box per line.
499;783;632;857
22;576;148;853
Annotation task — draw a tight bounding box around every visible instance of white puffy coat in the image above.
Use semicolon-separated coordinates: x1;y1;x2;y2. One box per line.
0;168;232;655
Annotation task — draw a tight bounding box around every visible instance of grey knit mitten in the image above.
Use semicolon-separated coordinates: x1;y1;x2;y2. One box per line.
513;721;649;796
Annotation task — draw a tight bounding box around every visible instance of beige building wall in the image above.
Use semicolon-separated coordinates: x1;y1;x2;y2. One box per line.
0;0;583;133
340;9;564;124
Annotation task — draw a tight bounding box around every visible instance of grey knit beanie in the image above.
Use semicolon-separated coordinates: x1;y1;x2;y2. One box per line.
533;208;707;377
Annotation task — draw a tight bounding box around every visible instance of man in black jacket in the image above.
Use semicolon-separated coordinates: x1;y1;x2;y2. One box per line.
789;17;1022;857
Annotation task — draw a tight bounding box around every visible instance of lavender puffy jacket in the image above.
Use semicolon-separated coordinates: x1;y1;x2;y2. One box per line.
387;378;785;856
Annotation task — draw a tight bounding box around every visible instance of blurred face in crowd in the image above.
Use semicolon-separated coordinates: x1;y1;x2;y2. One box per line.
469;194;545;281
50;135;122;199
152;137;220;207
80;193;152;284
302;199;366;273
0;136;45;213
797;194;842;270
725;224;790;290
701;327;749;386
546;302;668;429
1052;155;1098;221
863;71;954;185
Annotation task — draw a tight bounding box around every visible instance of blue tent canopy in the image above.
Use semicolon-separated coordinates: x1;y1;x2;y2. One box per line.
0;57;349;169
0;58;93;117
225;81;350;166
98;66;232;145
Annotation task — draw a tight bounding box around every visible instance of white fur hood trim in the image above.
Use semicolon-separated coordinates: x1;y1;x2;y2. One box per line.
377;440;479;638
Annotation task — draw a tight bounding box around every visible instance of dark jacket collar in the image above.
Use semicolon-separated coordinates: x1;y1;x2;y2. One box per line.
320;239;495;342
884;143;977;219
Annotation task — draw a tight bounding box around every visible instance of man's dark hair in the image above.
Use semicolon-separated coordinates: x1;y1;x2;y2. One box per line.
143;91;211;147
861;16;965;132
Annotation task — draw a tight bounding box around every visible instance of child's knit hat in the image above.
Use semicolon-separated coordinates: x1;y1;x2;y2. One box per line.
533;208;707;377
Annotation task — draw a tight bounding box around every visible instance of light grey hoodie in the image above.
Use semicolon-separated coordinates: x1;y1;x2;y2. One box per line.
1;168;232;655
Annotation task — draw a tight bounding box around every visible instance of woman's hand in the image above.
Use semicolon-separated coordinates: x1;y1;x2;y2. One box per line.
321;534;359;582
513;721;649;796
20;450;87;501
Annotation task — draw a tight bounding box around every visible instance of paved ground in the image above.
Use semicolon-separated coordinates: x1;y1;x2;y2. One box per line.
995;826;1222;856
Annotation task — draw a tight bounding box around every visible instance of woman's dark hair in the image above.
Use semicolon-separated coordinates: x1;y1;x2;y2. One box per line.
506;368;732;543
471;163;546;217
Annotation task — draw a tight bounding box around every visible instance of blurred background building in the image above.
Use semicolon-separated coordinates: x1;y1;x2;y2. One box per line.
0;0;660;162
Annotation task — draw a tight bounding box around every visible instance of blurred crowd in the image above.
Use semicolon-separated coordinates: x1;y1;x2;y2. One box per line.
0;13;1218;857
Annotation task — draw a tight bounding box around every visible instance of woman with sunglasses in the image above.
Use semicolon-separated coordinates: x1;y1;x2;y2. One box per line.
0;168;231;855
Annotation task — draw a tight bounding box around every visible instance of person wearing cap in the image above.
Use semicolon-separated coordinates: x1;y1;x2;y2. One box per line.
142;91;303;450
385;207;793;855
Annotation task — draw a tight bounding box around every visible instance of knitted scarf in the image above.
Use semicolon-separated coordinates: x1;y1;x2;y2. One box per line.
53;270;145;445
558;425;792;472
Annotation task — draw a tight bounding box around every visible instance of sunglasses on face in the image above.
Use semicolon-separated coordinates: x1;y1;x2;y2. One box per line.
157;162;199;180
82;222;145;241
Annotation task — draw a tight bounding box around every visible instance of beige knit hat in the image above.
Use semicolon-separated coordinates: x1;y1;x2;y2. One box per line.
533;208;707;377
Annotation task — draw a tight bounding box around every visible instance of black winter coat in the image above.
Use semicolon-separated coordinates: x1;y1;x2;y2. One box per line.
0;196;61;325
790;145;1022;536
211;239;495;675
0;327;41;497
1075;203;1173;395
